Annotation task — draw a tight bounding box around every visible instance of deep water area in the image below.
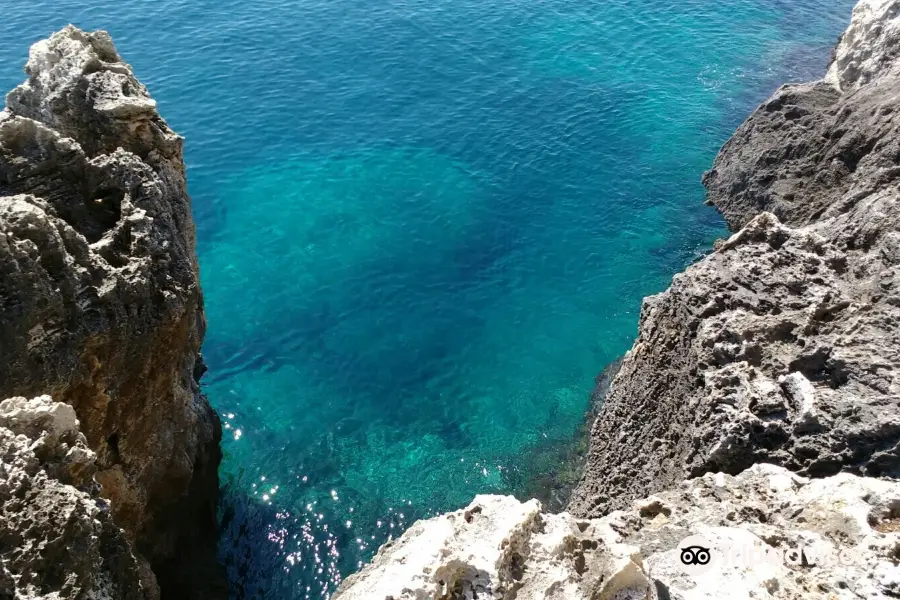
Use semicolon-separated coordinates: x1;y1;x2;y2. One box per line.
0;0;856;597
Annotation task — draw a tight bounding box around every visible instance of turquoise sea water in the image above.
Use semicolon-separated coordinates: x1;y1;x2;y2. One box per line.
2;1;855;597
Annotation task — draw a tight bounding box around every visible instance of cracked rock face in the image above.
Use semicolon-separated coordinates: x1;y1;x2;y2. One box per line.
569;0;900;518
335;464;900;600
0;395;150;600
0;27;222;597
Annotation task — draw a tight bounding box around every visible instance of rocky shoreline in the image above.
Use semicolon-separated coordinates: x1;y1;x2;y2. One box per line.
335;0;900;597
569;0;900;518
337;464;900;599
2;0;899;598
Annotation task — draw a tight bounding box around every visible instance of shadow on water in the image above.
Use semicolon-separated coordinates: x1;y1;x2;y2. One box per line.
218;479;350;599
218;466;432;600
219;487;289;600
514;357;624;512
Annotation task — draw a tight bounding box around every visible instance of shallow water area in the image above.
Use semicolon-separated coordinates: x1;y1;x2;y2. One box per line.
0;0;856;597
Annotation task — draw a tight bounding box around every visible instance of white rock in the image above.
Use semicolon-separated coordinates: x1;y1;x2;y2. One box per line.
827;0;900;90
779;372;822;432
335;465;900;600
0;394;81;442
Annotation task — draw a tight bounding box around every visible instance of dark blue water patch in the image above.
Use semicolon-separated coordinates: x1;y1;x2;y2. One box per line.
202;249;502;407
219;484;350;599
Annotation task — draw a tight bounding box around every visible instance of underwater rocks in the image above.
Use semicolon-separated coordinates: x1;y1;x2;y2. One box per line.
519;358;626;512
335;464;900;599
0;395;150;599
568;0;900;518
0;27;222;597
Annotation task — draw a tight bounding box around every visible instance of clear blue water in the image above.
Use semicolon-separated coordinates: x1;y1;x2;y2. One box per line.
2;1;854;597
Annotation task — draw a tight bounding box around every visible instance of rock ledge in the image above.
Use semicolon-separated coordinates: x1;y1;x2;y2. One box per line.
336;464;900;599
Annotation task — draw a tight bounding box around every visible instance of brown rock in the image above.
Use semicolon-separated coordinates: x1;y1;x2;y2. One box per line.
0;27;224;597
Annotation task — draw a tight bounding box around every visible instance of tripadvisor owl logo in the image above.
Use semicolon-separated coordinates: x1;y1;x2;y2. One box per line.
677;534;717;576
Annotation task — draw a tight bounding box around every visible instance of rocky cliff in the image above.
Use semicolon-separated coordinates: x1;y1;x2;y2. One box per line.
335;0;900;598
0;27;222;598
568;0;900;517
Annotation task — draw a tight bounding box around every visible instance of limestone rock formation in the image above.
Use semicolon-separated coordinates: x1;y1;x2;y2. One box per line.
827;0;900;92
335;464;900;599
0;395;150;599
569;0;900;518
0;27;223;596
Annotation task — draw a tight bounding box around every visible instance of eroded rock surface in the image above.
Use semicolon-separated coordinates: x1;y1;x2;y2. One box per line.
0;27;222;596
335;464;900;599
569;0;900;518
0;395;151;599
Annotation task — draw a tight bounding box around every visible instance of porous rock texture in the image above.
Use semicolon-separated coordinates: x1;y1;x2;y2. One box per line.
335;464;900;599
0;27;223;597
0;395;149;600
568;0;900;518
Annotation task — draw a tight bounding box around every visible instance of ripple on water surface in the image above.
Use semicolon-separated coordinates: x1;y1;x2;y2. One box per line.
0;0;857;597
